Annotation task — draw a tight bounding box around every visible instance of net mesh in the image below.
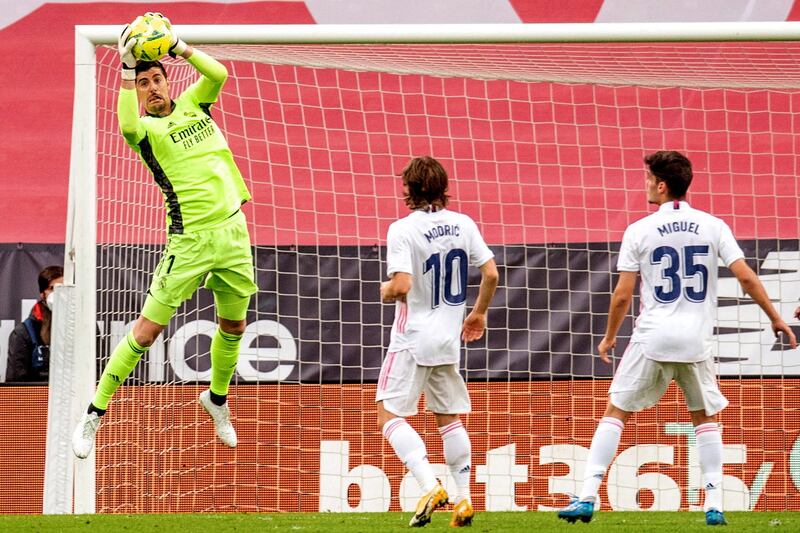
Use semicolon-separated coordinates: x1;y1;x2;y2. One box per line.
91;41;800;513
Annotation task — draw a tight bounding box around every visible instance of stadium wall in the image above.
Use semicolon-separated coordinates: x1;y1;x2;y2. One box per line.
1;382;799;513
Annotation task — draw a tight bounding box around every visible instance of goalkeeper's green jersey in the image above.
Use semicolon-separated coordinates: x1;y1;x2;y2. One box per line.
119;80;251;234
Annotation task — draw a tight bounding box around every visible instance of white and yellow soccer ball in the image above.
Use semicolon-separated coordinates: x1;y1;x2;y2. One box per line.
129;14;173;62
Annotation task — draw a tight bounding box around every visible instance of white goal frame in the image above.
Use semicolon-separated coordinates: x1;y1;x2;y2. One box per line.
50;21;800;515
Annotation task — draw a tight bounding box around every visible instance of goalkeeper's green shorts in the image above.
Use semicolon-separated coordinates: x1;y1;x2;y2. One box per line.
142;209;257;325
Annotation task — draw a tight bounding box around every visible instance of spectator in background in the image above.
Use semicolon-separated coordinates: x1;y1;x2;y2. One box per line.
6;265;64;382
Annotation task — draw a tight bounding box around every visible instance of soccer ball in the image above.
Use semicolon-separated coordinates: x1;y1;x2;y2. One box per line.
129;14;173;62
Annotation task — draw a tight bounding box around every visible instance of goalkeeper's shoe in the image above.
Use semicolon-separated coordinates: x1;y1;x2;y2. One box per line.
557;498;594;523
449;499;474;527
705;508;727;526
409;483;448;527
72;412;101;459
198;390;237;447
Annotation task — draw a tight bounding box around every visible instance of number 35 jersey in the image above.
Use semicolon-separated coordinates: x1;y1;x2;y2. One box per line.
617;200;744;363
385;208;494;366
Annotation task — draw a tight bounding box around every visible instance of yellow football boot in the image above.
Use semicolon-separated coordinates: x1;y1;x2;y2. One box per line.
409;484;449;527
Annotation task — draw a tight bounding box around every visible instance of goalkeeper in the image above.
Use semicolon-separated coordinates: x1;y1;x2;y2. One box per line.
73;13;257;458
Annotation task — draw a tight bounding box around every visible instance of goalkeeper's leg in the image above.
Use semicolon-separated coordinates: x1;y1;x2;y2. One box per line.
73;303;170;459
198;290;249;447
210;290;249;397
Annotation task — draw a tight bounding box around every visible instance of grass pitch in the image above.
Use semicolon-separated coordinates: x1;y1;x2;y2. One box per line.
0;511;796;532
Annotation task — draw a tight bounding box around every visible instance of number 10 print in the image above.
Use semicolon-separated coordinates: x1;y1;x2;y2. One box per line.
424;249;468;308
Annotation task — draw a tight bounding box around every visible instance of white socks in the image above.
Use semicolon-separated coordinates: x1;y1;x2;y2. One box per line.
382;417;474;500
574;417;723;511
579;417;624;502
439;420;471;504
383;418;437;492
695;422;723;512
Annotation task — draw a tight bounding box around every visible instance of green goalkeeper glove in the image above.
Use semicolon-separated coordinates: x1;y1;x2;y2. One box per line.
118;24;136;81
143;12;188;58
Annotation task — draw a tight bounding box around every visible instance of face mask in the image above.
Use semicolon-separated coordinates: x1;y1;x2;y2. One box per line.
43;282;63;310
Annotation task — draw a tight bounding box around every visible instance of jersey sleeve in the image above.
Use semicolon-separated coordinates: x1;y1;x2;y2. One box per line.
616;225;640;272
718;220;745;267
386;222;413;277
117;87;146;149
183;49;228;105
464;216;494;267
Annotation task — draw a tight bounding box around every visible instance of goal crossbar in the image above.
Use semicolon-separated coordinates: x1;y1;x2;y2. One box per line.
77;22;800;45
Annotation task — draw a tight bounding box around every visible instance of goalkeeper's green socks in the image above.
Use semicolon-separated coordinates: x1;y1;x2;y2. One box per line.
92;332;148;411
209;328;243;403
91;328;240;411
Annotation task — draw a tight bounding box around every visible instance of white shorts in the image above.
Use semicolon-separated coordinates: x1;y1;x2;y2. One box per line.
609;343;728;416
375;350;471;417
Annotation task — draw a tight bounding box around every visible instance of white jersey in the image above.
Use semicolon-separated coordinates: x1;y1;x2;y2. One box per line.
386;208;494;366
617;201;744;363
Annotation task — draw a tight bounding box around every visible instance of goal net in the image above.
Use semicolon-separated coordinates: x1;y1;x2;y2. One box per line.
54;24;800;514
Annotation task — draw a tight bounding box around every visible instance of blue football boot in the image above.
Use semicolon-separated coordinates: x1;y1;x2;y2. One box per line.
557;498;594;523
705;508;727;526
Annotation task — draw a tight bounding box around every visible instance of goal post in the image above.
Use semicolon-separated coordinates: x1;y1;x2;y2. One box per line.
52;22;800;514
45;26;98;515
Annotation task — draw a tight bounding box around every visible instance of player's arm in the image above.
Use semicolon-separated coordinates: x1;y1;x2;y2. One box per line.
598;271;637;363
729;259;797;348
159;16;228;102
117;24;145;146
380;272;411;302
182;48;229;101
462;259;499;342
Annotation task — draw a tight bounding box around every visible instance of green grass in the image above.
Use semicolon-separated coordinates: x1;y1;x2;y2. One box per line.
0;511;797;532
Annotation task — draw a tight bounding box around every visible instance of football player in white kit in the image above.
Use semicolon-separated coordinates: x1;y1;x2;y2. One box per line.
558;151;796;526
377;156;499;527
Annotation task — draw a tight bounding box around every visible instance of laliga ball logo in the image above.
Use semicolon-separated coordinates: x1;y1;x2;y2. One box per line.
129;14;173;62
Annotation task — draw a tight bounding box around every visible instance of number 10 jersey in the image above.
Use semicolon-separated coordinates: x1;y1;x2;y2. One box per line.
617;200;745;363
385;208;495;366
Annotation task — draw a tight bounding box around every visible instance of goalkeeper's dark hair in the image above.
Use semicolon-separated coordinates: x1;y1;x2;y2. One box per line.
644;150;693;199
402;156;450;210
135;60;167;79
